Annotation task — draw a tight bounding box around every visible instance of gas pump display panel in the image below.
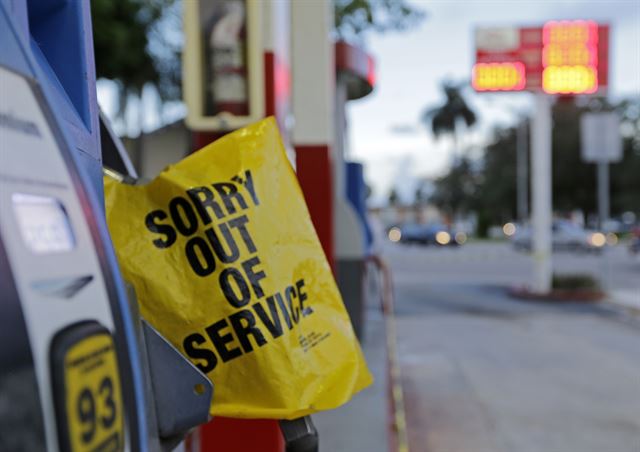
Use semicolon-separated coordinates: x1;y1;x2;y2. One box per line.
12;193;76;254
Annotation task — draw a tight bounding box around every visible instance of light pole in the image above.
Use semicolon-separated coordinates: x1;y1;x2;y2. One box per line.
504;105;530;225
597;161;610;229
516;116;528;223
531;94;553;294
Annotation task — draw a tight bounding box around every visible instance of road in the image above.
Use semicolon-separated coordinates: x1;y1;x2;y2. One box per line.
384;241;640;452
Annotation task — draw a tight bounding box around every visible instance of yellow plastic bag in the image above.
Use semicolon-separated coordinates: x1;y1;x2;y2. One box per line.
104;117;372;419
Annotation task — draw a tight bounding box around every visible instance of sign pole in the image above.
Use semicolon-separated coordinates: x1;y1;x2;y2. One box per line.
580;111;622;230
517;118;528;223
597;160;612;292
597;161;610;229
531;93;553;294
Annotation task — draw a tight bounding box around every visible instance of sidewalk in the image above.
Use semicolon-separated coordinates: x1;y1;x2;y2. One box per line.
313;304;389;452
607;288;640;314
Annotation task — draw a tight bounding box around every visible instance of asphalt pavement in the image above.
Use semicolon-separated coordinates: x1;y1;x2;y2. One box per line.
385;240;640;452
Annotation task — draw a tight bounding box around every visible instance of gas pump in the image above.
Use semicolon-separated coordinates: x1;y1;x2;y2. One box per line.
0;1;212;450
0;32;147;452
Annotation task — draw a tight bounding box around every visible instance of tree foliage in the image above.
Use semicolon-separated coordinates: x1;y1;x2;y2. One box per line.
334;0;425;39
91;0;180;115
388;187;399;206
431;97;640;230
421;82;477;140
430;158;479;216
475;127;519;223
551;98;640;216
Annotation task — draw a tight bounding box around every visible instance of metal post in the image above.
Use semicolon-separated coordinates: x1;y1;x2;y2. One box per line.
517;118;528;223
597;161;610;229
531;94;552;294
597;162;611;291
334;75;348;201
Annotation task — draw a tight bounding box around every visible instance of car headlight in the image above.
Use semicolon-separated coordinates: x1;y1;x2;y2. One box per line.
589;232;606;247
455;232;467;245
388;227;402;242
435;231;451;245
503;222;517;237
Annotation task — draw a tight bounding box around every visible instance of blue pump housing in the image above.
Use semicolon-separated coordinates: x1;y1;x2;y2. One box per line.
3;0;103;198
0;0;149;449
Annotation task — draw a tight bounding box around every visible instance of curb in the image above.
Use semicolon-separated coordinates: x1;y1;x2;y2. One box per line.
603;292;640;317
508;286;606;302
368;255;409;452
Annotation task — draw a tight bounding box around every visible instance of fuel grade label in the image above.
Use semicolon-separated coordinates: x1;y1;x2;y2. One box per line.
51;323;124;452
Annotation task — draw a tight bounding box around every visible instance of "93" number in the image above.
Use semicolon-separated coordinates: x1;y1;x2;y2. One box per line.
76;376;117;444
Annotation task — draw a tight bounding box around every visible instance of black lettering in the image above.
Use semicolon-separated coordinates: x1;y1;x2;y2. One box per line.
228;215;257;253
253;297;284;339
219;267;251;307
98;377;116;429
275;293;293;330
187;186;225;223
145;210;176;248
205;319;242;362
77;388;96;443
232;170;260;206
183;333;217;373
229;310;267;353
242;170;259;206
285;286;300;324
169;197;198;236
185;237;216;276
205;224;239;263
212;182;248;215
296;279;313;317
242;257;266;298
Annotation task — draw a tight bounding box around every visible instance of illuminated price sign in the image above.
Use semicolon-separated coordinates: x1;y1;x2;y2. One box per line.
542;20;599;94
473;21;609;94
472;62;526;91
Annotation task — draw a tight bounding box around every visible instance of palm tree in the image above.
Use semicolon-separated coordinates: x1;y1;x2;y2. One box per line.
388;188;399;207
421;82;477;159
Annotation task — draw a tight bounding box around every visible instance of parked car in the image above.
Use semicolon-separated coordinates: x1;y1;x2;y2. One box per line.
512;220;606;253
388;223;466;246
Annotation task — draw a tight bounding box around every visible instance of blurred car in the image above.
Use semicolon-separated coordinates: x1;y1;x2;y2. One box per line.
602;219;623;234
388;223;466;246
512;220;606;253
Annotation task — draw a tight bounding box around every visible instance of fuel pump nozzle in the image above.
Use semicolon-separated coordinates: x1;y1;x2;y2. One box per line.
280;416;319;452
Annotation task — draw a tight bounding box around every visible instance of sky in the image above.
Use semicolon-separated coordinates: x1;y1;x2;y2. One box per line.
348;0;640;204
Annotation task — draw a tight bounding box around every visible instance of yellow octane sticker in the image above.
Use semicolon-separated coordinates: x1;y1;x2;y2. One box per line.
64;333;123;452
104;117;372;419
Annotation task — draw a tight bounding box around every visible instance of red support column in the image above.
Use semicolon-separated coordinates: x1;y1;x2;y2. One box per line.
294;145;335;271
198;418;284;452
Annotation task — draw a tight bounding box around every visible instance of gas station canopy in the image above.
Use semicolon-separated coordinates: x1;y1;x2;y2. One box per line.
335;41;376;100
